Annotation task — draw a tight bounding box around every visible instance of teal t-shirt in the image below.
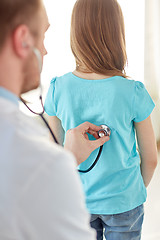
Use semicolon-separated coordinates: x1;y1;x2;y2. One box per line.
44;72;155;214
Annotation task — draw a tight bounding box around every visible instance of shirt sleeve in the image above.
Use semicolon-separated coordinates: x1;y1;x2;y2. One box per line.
44;78;57;116
133;81;155;122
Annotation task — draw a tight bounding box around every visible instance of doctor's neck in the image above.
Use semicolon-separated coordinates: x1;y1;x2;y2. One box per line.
0;41;24;96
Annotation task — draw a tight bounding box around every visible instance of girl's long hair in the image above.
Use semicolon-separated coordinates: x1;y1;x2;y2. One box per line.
70;0;127;78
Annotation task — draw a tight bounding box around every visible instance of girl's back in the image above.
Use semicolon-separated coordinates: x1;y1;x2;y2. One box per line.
44;71;154;214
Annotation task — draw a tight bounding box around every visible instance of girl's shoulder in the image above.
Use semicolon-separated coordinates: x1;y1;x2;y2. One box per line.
56;72;73;81
50;72;74;85
115;77;146;91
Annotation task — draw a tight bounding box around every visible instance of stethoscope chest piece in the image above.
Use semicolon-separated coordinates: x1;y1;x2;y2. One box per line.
98;124;111;138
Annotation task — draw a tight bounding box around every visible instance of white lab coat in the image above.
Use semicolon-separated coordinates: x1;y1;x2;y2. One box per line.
0;97;96;240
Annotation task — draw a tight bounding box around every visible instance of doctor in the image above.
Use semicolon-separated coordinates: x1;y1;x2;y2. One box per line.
0;0;109;239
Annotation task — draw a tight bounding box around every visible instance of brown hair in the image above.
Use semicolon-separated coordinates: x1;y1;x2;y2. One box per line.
0;0;42;51
70;0;127;77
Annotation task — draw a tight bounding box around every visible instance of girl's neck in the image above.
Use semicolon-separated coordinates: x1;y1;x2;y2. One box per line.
73;70;112;80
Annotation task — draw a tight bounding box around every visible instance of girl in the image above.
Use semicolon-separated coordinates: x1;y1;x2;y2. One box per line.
44;0;158;239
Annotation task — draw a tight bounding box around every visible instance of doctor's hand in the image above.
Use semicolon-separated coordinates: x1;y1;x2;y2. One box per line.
64;122;109;166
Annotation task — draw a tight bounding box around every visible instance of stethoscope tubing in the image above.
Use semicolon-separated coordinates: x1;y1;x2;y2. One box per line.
21;96;103;173
78;145;103;173
39;114;59;144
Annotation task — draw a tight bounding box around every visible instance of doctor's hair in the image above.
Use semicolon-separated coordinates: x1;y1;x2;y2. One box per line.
70;0;127;77
0;0;42;51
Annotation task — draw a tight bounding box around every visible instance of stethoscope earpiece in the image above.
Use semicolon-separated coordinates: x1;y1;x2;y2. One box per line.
32;47;42;73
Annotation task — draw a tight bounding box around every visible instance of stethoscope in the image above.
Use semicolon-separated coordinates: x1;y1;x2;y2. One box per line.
78;125;111;173
22;47;111;173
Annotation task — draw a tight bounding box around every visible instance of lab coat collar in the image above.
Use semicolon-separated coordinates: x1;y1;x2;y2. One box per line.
0;87;19;107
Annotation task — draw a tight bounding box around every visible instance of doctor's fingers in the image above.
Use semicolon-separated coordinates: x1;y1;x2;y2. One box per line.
88;136;110;151
76;121;102;134
86;129;99;139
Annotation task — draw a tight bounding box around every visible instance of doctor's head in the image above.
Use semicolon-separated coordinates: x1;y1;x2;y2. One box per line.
0;0;49;95
70;0;127;78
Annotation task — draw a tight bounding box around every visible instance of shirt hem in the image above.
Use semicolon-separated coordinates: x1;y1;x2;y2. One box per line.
88;199;147;215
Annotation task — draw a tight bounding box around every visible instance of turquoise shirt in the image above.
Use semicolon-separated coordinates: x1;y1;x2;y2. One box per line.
44;72;155;214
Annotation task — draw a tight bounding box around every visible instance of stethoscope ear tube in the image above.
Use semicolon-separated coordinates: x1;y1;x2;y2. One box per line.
39;114;59;144
21;97;59;145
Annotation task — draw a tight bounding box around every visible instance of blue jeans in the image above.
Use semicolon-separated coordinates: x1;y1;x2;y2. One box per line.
90;204;144;240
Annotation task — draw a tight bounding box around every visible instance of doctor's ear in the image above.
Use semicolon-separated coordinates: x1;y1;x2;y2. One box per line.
12;24;34;58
